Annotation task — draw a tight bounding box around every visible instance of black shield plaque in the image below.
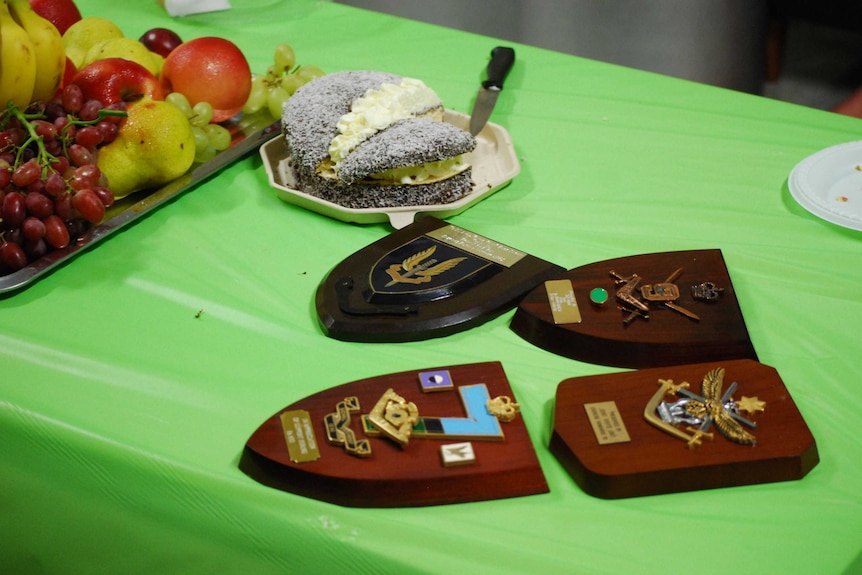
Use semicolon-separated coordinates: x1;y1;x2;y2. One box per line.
365;235;504;304
316;216;565;342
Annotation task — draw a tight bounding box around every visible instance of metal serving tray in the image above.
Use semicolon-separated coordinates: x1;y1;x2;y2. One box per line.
0;113;281;295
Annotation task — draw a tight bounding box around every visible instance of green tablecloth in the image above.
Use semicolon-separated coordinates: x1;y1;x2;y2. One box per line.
2;1;861;573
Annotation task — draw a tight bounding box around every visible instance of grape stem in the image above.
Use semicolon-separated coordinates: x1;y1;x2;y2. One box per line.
3;102;56;176
1;101;127;177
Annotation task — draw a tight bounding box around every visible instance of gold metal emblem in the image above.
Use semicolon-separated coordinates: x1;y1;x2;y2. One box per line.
366;388;420;447
736;395;766;414
384;245;467;286
486;395;521;423
643;367;764;448
323;396;372;457
363;383;506;442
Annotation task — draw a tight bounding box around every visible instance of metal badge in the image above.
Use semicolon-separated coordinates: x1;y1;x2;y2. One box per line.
367;237;503;305
486;395;521;423
643;367;765;448
323;397;372;457
362;383;508;444
692;281;724;302
365;389;420;447
611;267;699;324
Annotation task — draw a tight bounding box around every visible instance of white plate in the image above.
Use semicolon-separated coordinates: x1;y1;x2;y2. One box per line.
788;140;862;232
261;110;520;229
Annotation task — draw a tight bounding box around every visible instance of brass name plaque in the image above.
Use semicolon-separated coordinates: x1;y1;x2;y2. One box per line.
426;225;526;268
545;279;581;324
280;409;321;463
584;401;631;445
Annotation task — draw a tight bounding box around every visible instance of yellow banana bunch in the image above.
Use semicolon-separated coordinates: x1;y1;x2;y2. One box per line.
0;0;36;108
8;0;65;103
0;0;66;109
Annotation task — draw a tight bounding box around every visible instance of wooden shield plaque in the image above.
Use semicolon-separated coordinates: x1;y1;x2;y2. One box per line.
549;359;819;499
509;249;757;368
240;361;549;507
316;216;565;342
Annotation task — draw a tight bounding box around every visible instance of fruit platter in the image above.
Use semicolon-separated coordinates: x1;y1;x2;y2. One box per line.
0;0;322;293
0;112;280;293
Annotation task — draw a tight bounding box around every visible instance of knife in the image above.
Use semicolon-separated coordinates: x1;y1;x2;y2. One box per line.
469;46;515;136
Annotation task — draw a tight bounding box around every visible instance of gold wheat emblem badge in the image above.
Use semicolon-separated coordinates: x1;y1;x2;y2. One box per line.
385;245;467;286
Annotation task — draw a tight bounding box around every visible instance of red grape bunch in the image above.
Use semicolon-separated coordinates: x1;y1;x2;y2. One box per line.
0;84;127;275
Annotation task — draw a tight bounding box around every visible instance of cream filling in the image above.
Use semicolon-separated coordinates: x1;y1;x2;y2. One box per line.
316;155;469;186
327;77;443;171
365;156;469;185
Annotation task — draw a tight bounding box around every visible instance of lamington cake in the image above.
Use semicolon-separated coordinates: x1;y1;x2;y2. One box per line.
281;70;476;209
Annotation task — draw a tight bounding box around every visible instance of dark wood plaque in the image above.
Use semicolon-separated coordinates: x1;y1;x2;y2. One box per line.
550;359;819;499
240;361;549;507
316;216;565;342
510;249;757;368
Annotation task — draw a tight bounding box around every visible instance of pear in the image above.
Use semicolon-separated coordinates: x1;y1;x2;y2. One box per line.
97;98;196;199
83;37;162;77
62;16;124;69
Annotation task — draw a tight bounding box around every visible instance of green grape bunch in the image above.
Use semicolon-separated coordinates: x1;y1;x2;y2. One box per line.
165;92;233;164
243;43;325;120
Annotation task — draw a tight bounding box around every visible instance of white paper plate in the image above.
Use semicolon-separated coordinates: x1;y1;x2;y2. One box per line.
788;140;862;232
261;110;520;229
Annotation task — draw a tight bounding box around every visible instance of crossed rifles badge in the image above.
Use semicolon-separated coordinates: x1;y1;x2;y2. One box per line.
643;367;766;448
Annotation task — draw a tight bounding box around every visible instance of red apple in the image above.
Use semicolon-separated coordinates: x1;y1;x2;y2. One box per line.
70;58;165;105
29;0;82;35
139;27;183;58
160;36;251;123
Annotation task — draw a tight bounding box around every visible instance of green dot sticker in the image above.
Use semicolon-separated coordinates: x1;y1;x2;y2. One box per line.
589;287;609;306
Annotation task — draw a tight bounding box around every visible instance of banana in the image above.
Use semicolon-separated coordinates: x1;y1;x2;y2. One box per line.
7;0;64;103
0;0;37;109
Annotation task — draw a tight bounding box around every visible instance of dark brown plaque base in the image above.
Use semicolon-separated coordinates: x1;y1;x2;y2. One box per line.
510;249;757;368
550;359;819;499
241;361;549;507
316;216;565;342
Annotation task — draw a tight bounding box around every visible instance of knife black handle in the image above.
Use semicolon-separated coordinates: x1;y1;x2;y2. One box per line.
482;46;515;90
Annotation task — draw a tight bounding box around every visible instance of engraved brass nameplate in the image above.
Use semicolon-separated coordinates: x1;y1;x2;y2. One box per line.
584;401;631;445
545;279;581;324
280;410;321;463
426;224;526;268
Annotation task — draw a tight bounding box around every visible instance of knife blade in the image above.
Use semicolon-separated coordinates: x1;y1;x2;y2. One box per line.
469;46;515;136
